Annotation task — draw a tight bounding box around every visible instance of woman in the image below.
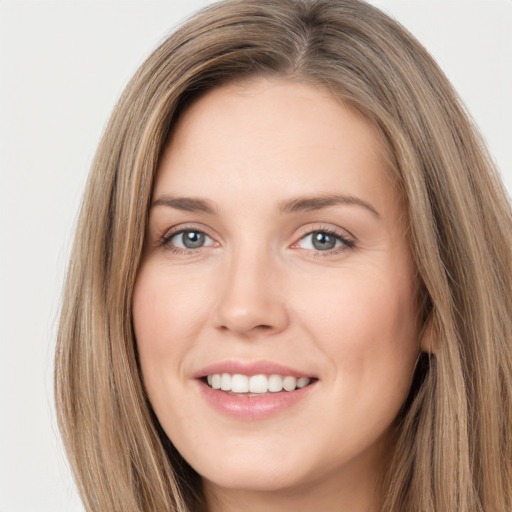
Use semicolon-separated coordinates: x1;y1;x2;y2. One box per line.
55;1;512;511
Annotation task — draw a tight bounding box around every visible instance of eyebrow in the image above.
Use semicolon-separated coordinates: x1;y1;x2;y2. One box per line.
279;194;381;218
152;196;217;214
151;193;380;218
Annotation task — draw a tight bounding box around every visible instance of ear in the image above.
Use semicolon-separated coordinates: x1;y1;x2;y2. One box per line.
419;314;436;354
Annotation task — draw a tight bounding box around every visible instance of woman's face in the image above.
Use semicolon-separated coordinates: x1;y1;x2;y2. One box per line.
133;78;422;506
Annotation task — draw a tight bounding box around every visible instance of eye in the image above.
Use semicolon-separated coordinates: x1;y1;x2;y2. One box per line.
164;229;215;251
295;229;354;253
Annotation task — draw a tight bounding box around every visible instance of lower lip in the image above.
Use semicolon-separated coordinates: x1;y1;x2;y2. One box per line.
197;380;316;420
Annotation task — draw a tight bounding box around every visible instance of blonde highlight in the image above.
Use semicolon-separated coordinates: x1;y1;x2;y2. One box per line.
55;1;512;510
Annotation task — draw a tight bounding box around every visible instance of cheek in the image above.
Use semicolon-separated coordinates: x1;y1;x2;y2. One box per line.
132;262;210;432
132;262;211;409
133;262;209;357
295;263;419;394
300;262;416;334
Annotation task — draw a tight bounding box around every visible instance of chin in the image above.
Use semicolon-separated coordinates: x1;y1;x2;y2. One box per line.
201;467;307;494
192;447;313;493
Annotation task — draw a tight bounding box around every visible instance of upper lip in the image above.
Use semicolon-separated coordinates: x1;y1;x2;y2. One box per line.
193;360;316;379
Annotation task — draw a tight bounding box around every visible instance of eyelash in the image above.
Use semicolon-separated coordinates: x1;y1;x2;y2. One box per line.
159;225;216;255
159;225;355;257
295;227;355;257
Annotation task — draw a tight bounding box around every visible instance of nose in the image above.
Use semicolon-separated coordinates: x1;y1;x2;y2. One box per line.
213;248;289;338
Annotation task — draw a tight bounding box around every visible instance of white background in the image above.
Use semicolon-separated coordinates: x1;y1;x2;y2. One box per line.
0;1;510;511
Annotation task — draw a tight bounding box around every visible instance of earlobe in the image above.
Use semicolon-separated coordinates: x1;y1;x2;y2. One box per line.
419;314;436;354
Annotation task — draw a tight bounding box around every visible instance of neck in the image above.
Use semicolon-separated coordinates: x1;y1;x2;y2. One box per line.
203;480;382;512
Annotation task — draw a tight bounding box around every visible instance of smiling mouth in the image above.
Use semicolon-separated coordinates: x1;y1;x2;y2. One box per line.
202;373;317;395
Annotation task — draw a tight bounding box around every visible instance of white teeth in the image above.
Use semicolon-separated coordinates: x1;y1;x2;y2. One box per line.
211;374;221;389
268;374;283;392
205;373;311;393
231;374;249;393
220;373;231;391
296;377;310;388
283;376;297;391
249;374;269;393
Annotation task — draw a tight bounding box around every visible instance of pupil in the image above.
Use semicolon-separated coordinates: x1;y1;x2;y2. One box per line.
183;231;205;249
312;232;336;250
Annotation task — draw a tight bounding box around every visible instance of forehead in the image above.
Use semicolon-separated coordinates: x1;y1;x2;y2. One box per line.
155;78;399;217
167;78;389;160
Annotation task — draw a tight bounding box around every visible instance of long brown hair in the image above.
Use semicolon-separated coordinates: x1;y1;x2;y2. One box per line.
55;1;512;510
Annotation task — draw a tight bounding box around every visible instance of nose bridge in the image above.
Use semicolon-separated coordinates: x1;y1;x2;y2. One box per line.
214;238;288;336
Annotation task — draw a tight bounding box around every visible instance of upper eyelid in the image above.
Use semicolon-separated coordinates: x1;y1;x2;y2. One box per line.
294;230;354;249
160;223;215;240
165;228;213;241
159;227;217;254
156;222;355;248
294;223;355;241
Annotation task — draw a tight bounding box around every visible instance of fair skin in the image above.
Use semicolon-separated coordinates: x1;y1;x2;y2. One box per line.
132;78;424;512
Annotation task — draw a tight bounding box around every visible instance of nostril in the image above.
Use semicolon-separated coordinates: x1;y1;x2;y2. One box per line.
218;323;275;336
